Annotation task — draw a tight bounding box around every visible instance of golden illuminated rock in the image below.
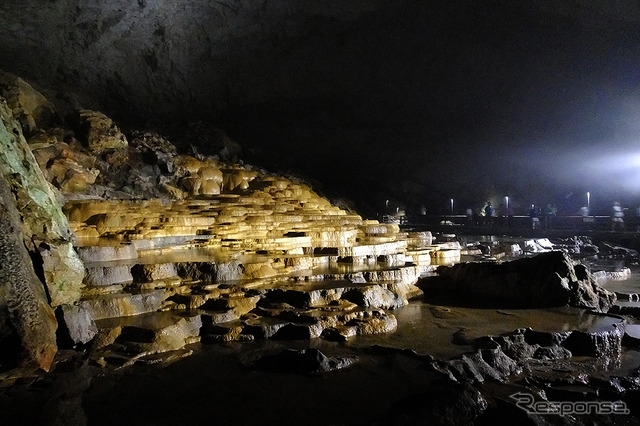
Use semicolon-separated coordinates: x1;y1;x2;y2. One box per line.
27;135;108;195
161;183;186;199
58;175;430;364
90;312;202;365
198;165;223;181
77;109;128;154
222;166;258;191
173;155;204;176
0;70;56;133
350;311;398;335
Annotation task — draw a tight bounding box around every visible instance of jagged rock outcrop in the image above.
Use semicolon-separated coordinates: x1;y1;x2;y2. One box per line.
419;251;615;311
0;70;57;133
75;109;128;154
0;100;69;243
23;100;261;202
129;131;177;174
30;137;100;194
0;174;57;372
428;320;625;387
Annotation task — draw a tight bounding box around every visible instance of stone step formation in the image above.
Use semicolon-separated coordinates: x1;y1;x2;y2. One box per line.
64;190;445;366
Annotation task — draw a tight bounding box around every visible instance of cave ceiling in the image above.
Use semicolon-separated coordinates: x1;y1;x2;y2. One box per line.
1;0;640;214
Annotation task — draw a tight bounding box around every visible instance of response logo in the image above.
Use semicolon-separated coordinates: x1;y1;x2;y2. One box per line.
510;392;629;416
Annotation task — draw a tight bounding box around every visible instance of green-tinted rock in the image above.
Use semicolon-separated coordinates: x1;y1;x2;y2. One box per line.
0;98;84;306
0;173;57;372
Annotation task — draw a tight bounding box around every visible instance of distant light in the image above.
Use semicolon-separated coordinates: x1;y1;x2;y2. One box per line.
585;151;640;192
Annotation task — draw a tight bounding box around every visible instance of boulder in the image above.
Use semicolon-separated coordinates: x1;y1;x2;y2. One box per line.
347;310;398;335
419;251;615;311
222;166;257;191
76;109;128;154
114;314;201;354
59;304;98;346
476;328;576;363
30;138;100;194
78;290;170;320
0;70;57;133
242;316;289;339
54;159;100;193
272;322;325;339
343;285;404;309
39;242;86;305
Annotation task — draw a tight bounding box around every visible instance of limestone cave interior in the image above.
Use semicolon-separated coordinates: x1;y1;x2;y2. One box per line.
2;1;640;425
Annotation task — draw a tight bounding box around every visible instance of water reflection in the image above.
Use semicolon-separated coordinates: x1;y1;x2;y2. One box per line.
344;302;621;360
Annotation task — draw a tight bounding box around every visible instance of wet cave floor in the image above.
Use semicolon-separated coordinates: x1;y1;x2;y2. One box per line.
5;233;640;425
3;300;640;425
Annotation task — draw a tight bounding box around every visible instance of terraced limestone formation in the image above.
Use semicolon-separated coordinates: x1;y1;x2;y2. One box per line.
62;171;447;365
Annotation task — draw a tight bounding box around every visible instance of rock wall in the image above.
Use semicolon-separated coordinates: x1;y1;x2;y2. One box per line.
1;1;638;215
0;98;85;307
0;1;639;215
0;173;57;372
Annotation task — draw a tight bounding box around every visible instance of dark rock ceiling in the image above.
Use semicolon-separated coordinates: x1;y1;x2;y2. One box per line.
1;0;640;216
